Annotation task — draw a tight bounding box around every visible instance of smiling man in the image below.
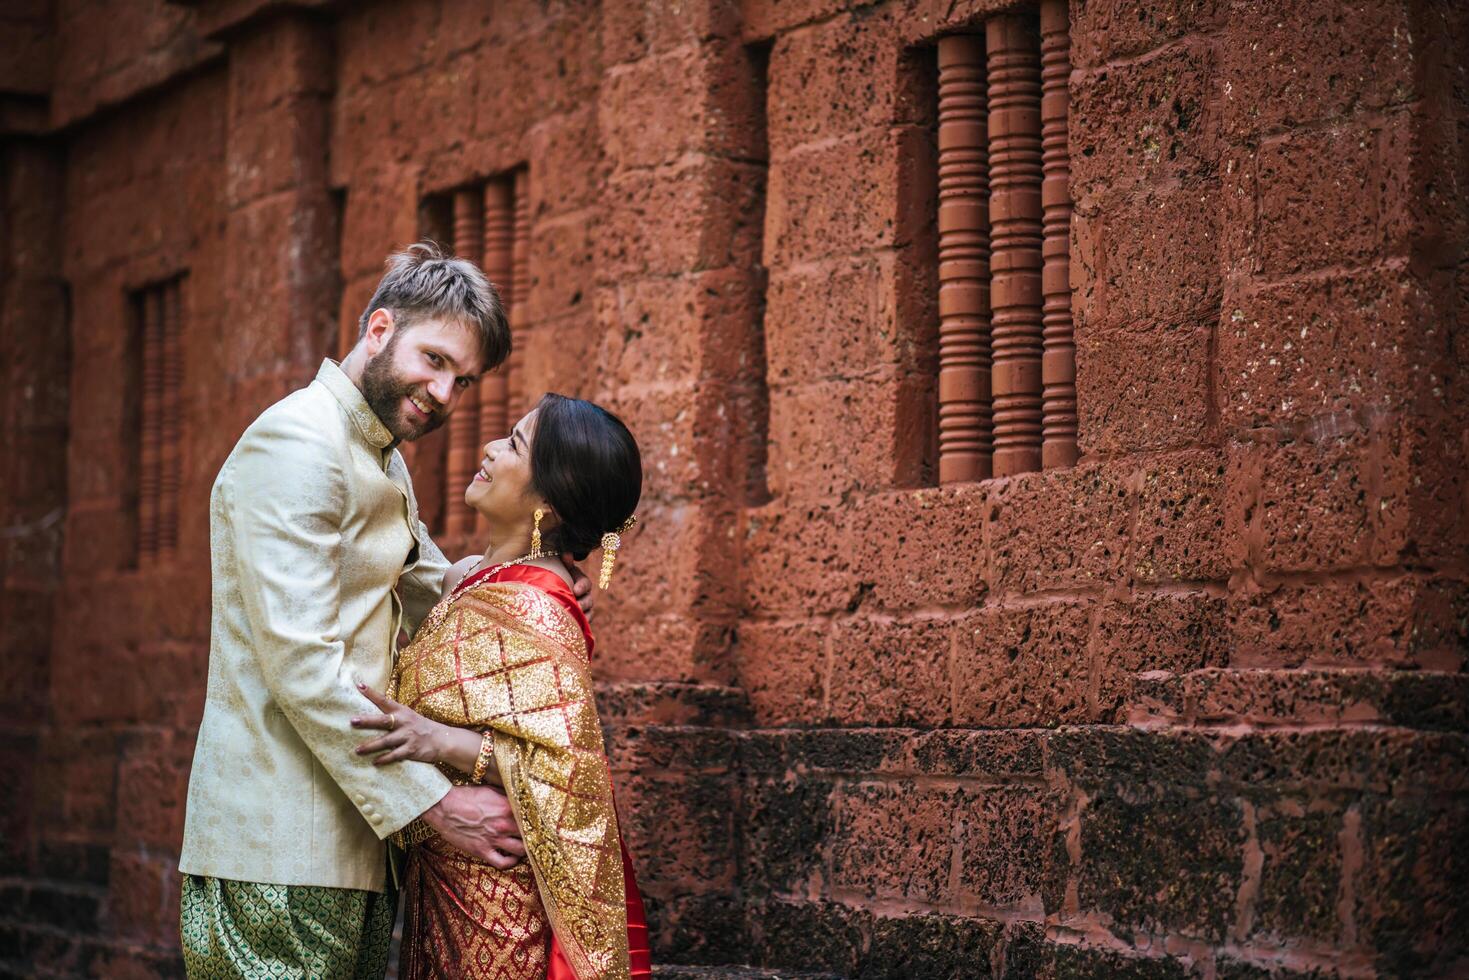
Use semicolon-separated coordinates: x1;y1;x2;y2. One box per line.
178;243;576;978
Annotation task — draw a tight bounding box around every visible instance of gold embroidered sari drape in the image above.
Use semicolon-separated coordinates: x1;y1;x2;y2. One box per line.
390;579;631;980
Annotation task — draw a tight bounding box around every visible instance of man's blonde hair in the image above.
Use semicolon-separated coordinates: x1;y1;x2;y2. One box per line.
357;241;510;370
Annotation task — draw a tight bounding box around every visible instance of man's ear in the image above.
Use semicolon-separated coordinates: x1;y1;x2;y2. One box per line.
363;308;397;357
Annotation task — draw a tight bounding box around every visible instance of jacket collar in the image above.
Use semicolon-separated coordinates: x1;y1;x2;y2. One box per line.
315;359;394;451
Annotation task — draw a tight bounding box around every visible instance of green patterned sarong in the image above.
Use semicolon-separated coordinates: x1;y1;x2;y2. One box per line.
180;874;394;979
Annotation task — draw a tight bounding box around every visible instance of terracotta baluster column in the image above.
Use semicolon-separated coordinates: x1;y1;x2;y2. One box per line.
478;181;514;446
444;188;483;539
936;35;992;484
508;167;531;420
1040;0;1077;470
138;289;163;566
476;180;515;536
986;14;1044;477
159;279;184;554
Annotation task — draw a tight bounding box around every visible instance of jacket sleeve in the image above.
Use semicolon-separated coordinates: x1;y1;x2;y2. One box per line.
223;411;451;838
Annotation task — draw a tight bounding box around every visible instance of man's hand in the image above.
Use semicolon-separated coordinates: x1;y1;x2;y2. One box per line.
565;557;595;618
420;785;526;870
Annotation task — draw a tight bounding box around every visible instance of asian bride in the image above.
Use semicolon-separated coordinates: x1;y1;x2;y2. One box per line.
347;393;651;980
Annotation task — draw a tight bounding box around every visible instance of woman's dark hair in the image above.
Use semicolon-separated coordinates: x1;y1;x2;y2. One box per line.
529;393;642;561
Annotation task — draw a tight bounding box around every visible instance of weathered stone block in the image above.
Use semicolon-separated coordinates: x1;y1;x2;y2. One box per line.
1220;0;1417;138
1071;40;1220;198
765;125;929;266
740;501;861;617
829;781;956;903
1252;801;1343;943
1226;578;1426;669
954;601;1094;727
1069;0;1223;68
741;773;836;894
765;375;921;500
956;785;1056;909
826;615;954;727
1077;322;1213;454
1251;118;1413;278
1216;266;1437;434
764;254;905;386
733;619;828;726
522;210;596;324
989;462;1134;593
528;104;604;217
766;10;917;157
1078;789;1246;942
849;484;989;611
1072;178;1222;335
1357;795;1469;976
598;157;765;279
864;911;1002;980
1131;450;1231;582
602;41;766;172
1093;590;1230;718
748;899;868;977
616;772;737;890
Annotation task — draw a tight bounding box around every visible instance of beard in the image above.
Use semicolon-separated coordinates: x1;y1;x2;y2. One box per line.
360;337;448;442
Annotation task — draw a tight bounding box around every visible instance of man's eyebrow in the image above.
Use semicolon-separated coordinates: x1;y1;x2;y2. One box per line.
430;346;474;377
431;346;467;373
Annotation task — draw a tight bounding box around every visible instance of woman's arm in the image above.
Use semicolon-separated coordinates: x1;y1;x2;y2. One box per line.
351;683;502;786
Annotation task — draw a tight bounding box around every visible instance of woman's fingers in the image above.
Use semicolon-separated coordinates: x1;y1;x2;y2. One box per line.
356;682;402;713
355;731;405;756
350;713;396;730
372;744;415;766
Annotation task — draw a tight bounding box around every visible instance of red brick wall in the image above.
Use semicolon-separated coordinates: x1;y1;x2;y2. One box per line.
2;1;1465;977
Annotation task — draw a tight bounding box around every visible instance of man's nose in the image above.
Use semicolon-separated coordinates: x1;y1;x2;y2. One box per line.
427;374;455;405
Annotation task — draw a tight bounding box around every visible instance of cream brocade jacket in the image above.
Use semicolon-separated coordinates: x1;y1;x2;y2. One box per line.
180;360;454;893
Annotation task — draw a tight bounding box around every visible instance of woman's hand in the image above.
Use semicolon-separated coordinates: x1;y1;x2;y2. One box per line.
352;683;464;768
564;558;595;618
352;683;498;781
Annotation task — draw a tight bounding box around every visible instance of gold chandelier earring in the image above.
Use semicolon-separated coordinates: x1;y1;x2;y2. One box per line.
530;508;544;559
598;515;638;590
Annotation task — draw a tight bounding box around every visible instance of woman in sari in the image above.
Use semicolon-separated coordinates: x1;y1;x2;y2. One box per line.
348;393;651;980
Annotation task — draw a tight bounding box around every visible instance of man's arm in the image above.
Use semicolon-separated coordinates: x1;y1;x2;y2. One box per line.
225;414;450;838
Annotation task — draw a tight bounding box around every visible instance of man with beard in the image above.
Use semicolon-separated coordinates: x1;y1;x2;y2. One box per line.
178;243;585;977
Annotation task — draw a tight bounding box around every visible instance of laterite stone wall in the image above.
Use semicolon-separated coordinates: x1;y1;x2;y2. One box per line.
1;1;1464;977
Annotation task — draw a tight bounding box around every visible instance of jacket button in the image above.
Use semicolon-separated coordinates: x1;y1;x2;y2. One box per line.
370;813;384;826
354;793;366;805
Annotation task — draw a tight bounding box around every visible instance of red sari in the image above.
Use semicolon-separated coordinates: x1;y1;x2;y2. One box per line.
393;564;652;979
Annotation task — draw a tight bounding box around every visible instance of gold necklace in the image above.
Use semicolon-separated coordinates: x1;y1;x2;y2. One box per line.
454;551;546;597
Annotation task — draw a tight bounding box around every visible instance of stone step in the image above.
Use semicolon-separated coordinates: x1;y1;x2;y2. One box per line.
601;681;754;728
651;969;842;980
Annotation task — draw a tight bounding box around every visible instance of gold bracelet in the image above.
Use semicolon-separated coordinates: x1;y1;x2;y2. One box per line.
470;731;494;783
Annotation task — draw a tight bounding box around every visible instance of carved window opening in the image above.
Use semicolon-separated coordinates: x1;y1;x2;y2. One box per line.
936;0;1075;483
419;168;530;539
131;275;185;567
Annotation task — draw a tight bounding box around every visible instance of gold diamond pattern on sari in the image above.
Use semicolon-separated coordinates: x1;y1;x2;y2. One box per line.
391;582;631;980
